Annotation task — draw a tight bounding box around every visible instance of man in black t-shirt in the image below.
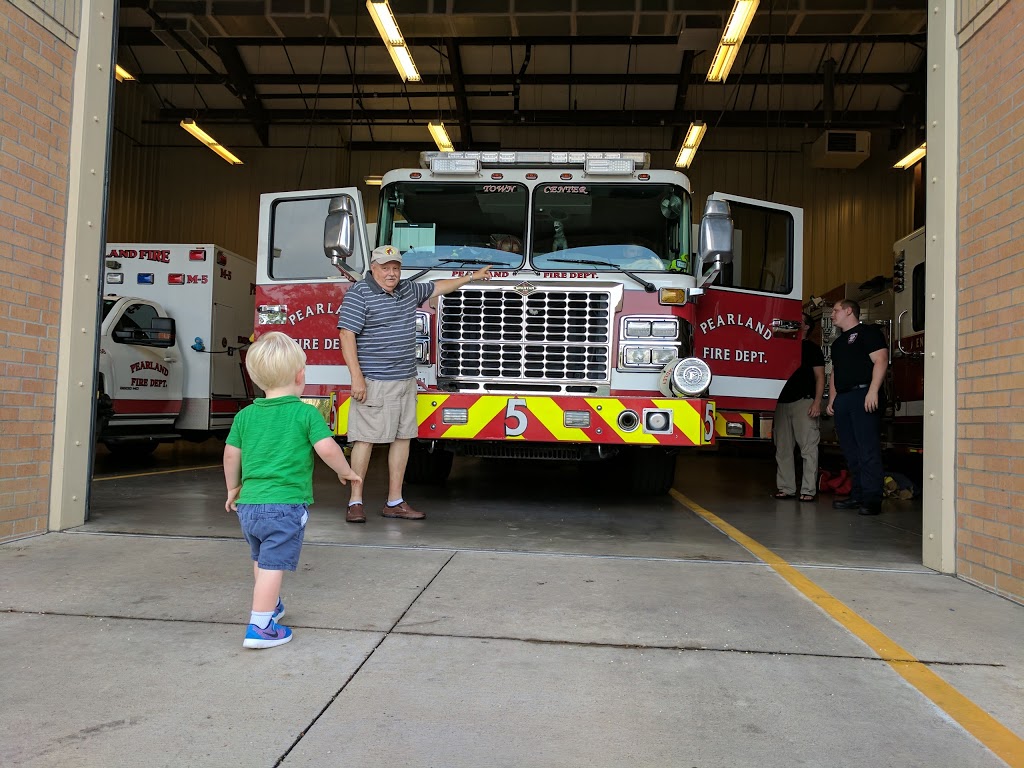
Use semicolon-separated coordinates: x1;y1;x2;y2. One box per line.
825;299;889;515
773;313;825;501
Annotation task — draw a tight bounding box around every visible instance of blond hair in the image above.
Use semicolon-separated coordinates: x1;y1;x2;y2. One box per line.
245;332;306;390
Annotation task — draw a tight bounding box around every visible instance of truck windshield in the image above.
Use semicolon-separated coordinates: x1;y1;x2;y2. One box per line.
531;183;691;274
377;181;528;270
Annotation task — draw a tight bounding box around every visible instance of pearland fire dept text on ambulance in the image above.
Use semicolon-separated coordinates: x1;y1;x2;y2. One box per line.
254;151;804;494
98;244;256;455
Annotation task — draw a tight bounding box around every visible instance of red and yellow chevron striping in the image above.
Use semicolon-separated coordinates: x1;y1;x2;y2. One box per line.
330;393;715;446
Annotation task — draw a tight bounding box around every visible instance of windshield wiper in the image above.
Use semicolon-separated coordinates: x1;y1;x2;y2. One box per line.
548;258;657;293
408;257;493;281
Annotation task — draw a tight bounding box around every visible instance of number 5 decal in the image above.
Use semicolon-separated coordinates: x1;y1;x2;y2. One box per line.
505;398;528;437
703;402;715;443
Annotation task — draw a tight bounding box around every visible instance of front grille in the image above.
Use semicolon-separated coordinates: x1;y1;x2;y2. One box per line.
438;288;612;383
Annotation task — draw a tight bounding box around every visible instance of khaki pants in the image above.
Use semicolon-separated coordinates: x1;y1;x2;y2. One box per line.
774;398;820;497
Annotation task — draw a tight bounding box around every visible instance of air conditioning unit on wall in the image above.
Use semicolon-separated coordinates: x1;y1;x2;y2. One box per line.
810;130;871;169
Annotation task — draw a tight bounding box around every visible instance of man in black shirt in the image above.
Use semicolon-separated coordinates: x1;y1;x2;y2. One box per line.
773;313;825;501
826;299;889;515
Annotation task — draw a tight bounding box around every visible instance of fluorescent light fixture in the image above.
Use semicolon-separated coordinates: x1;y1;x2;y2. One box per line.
722;0;759;45
179;119;243;165
364;175;383;185
366;0;404;47
428;121;454;152
366;0;421;82
894;142;927;169
707;0;758;82
390;45;421;83
674;120;707;168
114;64;135;82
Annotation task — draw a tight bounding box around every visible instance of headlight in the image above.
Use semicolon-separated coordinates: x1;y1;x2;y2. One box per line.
415;340;429;363
658;357;712;397
623;347;651;366
650;320;678;338
651;347;677;365
415;312;428;335
625;320;652;337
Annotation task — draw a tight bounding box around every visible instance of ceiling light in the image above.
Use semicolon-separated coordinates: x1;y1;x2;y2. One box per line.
722;0;759;45
114;65;135;82
364;175;383;186
707;0;758;82
179;119;243;165
366;0;421;83
428;121;454;152
675;120;707;168
894;142;927;169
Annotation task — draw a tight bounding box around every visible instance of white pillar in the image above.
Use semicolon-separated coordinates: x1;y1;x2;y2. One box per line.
49;0;116;530
921;1;958;572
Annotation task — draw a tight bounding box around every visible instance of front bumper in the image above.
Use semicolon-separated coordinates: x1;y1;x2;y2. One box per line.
325;393;715;446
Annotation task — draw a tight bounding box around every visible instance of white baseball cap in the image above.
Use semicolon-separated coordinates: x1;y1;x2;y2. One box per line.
370;245;402;265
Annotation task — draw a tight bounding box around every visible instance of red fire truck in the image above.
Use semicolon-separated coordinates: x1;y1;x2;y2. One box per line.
254;151;804;494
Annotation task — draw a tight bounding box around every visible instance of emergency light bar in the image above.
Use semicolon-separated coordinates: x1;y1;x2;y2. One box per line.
420;150;650;170
428;155;482;175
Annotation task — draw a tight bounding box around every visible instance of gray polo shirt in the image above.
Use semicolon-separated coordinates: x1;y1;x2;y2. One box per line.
337;276;435;381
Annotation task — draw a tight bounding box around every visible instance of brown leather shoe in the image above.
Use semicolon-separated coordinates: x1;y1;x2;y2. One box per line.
381;501;425;520
346;503;366;523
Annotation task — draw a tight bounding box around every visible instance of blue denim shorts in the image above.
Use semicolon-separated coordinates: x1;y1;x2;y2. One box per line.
236;503;309;571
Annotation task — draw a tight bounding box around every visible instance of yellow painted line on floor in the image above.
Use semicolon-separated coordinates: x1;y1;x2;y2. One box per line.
93;464;222;482
670;489;1024;768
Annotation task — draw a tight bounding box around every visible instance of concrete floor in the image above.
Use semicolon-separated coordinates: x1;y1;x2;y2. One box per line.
1;442;1021;767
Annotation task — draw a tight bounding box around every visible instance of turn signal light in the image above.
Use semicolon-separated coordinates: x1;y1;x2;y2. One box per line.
659;288;687;305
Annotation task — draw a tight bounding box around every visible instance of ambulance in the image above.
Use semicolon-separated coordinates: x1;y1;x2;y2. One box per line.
98;244;256;455
253;151;805;493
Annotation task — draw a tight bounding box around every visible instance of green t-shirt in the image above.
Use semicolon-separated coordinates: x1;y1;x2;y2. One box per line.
225;395;334;504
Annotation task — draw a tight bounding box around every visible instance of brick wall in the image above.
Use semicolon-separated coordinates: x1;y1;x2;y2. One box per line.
0;1;75;542
957;0;1024;601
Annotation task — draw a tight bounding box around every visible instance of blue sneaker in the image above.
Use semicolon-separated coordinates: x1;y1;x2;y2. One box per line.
272;598;285;622
243;619;292;649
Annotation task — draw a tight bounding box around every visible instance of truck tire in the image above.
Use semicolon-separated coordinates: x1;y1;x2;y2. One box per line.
625;447;677;496
404;441;454;485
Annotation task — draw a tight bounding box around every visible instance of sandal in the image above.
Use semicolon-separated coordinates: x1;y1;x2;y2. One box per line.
772;491;796;499
799;494;817;502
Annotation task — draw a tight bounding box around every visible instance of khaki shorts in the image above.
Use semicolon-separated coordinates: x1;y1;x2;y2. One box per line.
347;377;419;443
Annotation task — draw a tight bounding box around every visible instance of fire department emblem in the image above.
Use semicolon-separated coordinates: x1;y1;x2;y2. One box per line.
512;281;537;297
848;332;858;343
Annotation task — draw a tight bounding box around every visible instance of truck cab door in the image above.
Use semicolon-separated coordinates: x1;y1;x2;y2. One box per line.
102;300;184;425
693;192;804;419
255;188;369;373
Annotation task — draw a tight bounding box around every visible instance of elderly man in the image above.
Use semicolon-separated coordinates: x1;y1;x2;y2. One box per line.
825;299;889;515
338;245;491;523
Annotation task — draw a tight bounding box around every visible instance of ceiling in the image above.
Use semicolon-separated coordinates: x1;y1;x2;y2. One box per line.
117;0;928;151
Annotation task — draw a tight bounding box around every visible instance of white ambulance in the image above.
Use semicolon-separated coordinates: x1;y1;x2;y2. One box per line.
98;244;256;455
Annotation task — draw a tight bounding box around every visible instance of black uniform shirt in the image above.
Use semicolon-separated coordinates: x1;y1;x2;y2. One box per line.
830;323;886;392
778;339;825;403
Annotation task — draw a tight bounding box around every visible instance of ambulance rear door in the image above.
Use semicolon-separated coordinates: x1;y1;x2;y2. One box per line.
693;193;804;422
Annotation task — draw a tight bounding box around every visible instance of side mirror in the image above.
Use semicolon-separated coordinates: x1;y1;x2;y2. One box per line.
696;199;734;288
323;196;356;263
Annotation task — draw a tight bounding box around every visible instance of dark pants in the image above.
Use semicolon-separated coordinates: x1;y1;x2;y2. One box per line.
832;388;884;506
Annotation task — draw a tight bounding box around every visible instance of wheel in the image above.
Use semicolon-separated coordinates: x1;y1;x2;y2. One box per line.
404;441;454;485
624;448;677;496
103;439;159;458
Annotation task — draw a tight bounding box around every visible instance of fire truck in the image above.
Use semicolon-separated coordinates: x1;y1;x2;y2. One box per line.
254;151;804;494
816;227;926;455
98;244;256;455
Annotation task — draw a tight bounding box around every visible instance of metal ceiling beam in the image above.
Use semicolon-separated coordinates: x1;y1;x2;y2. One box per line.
156;107;904;129
118;28;927;48
211;39;270;146
670;50;696;151
444;38;473;149
136;71;918;88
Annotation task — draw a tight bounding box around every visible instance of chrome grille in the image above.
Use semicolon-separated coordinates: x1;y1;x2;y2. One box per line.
438;288;612;383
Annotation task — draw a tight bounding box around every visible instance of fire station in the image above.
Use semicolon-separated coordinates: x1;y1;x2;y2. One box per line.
1;1;1022;765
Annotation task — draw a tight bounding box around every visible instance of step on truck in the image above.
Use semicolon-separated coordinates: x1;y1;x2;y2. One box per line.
254;151;805;494
98;244;257;456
